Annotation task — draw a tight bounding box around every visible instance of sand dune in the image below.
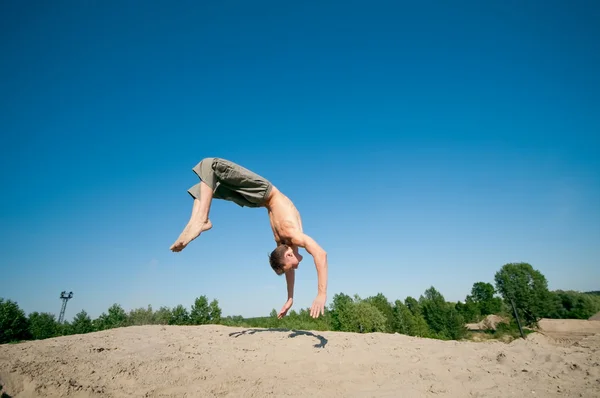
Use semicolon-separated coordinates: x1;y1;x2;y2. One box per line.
537;318;600;345
1;321;599;397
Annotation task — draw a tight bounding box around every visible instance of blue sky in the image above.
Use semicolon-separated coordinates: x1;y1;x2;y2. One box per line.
1;1;599;321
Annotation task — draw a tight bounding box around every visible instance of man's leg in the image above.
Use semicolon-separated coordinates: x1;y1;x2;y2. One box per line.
170;180;214;252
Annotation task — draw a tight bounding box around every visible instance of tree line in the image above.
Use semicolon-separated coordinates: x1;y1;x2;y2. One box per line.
2;262;599;344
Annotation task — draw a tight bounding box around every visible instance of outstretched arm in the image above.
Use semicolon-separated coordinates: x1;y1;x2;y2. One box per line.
290;232;328;317
285;268;295;300
277;269;295;319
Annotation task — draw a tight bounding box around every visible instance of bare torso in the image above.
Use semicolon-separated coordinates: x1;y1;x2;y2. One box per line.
264;186;303;245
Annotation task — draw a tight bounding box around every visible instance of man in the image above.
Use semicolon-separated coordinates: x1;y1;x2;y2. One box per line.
170;157;328;319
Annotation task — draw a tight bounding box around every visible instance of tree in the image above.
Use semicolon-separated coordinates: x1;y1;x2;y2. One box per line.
70;310;94;335
340;301;386;333
267;309;279;328
393;300;415;335
154;306;173;325
494;262;554;326
404;296;421;315
0;298;30;343
190;296;210;325
419;287;466;340
94;303;129;330
28;312;59;340
445;304;467;340
329;293;354;331
551;290;600;319
128;305;155;325
208;299;222;324
470;282;503;315
169;304;190;325
107;303;129;328
364;293;395;333
419;287;448;336
57;321;72;336
401;296;432;336
455;298;480;323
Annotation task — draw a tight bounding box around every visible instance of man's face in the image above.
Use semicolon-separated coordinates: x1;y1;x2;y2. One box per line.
282;246;303;273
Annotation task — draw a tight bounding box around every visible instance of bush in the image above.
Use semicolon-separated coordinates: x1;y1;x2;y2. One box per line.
0;298;30;343
546;290;600;319
28;312;59;340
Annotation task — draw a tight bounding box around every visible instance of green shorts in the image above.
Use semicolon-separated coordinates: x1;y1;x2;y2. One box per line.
187;157;273;208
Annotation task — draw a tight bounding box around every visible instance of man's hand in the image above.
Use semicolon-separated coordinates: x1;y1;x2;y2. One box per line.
278;298;293;319
310;293;327;318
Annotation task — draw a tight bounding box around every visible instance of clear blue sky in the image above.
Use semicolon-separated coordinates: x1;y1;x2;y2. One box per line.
1;1;599;321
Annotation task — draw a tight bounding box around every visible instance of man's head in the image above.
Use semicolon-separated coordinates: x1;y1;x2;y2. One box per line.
269;244;303;275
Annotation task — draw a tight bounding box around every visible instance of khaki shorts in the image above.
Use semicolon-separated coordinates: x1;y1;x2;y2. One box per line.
187;157;273;208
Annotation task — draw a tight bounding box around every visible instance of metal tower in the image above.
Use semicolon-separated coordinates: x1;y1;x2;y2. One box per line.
58;291;73;323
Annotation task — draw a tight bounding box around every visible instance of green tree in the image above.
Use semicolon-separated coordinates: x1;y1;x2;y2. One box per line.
28;312;59;340
128;305;155;325
94;303;129;330
470;282;503;315
208;299;222;324
455;298;480;323
419;287;447;334
419;287;466;340
190;296;210;325
411;311;432;337
445;304;467;339
221;315;245;327
107;303;129;328
267;309;279;328
92;316;105;331
402;296;431;336
393;300;415;335
71;310;94;334
364;293;395;333
551;290;600;319
0;298;31;343
57;321;72;336
169;304;190;325
329;293;354;331
340;301;386;333
153;306;173;325
404;296;421;315
494;262;554;326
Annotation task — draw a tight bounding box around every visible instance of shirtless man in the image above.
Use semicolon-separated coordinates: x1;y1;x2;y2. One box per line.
170;157;328;319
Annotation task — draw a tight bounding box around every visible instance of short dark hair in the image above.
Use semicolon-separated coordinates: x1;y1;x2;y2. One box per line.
268;244;289;275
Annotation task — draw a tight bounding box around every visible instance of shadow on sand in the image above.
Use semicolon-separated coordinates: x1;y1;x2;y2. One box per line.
228;328;328;348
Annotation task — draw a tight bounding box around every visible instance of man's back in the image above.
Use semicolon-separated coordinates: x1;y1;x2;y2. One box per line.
264;186;303;245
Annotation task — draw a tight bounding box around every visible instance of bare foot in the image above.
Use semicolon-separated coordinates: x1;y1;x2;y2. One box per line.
170;220;213;252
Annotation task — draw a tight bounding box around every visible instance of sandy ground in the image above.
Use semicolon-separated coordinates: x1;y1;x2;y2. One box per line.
466;315;509;331
537;318;600;344
1;320;599;398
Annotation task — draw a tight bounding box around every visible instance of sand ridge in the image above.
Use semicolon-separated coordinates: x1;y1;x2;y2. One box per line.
1;323;599;397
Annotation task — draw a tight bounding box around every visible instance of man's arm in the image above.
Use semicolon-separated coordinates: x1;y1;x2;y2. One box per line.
277;268;295;319
290;233;328;297
285;268;295;300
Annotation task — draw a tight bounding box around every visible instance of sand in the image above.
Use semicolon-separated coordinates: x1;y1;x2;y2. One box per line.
1;320;599;397
466;315;510;331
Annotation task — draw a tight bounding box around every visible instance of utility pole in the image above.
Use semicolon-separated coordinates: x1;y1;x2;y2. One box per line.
58;291;73;323
510;297;525;339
